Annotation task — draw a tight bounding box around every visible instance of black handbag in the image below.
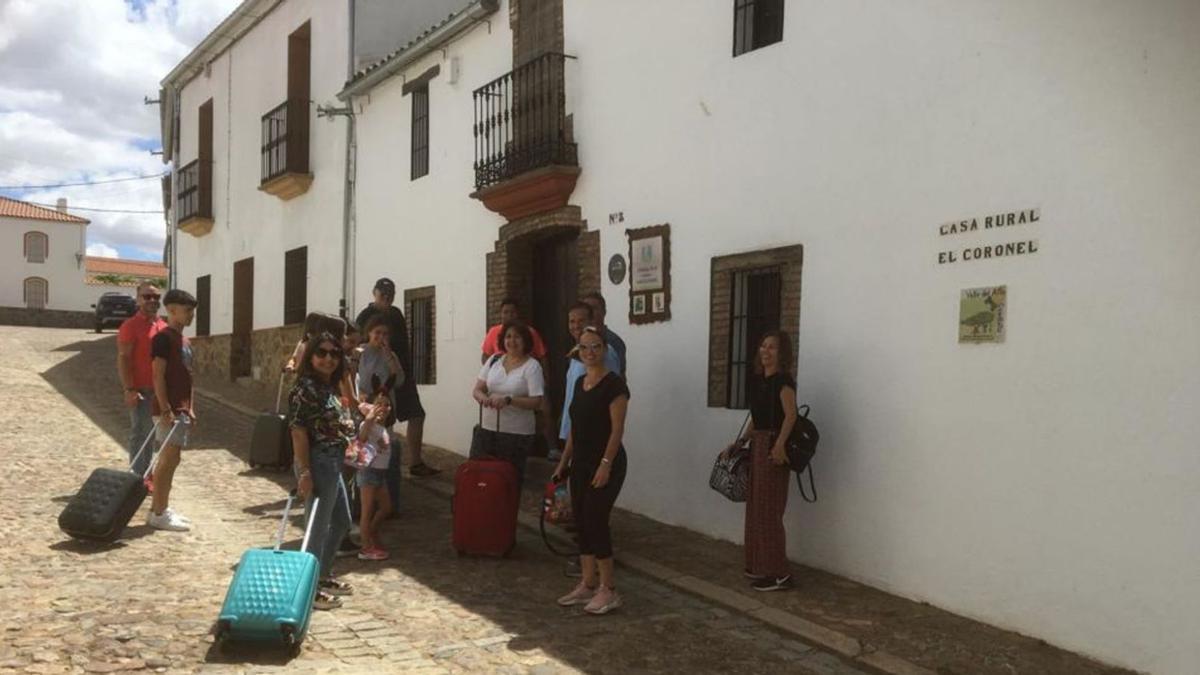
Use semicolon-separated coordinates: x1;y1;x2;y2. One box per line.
784;404;820;503
709;413;752;502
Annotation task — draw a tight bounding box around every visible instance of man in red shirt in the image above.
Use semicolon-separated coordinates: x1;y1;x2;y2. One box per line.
481;297;547;361
117;283;166;475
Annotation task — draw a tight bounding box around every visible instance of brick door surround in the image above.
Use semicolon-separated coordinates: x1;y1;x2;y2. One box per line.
485;205;599;329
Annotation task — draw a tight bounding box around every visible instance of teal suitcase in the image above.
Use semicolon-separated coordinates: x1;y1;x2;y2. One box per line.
215;492;319;650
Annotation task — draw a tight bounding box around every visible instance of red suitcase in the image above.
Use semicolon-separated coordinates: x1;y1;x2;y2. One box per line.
452;458;519;557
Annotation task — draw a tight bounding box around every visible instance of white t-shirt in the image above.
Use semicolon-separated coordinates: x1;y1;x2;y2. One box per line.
360;419;390;470
477;356;545;436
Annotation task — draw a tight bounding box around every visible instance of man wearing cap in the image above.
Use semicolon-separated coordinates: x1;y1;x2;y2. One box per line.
356;278;439;486
147;289;199;531
117;283;166;476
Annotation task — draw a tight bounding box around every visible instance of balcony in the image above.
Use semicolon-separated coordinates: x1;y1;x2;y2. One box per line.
471;52;579;221
259;100;312;200
177;159;213;236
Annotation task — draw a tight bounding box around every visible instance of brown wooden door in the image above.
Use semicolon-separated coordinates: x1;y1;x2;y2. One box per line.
232;257;254;378
531;233;578;422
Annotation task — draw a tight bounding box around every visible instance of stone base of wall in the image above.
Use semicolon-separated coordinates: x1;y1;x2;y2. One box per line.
191;324;304;413
0;306;93;329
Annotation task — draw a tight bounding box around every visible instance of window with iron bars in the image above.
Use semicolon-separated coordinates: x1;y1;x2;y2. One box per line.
406;287;436;384
733;0;785;57
411;86;429;180
727;267;782;408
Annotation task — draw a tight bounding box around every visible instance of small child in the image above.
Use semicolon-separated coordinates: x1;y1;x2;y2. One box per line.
356;375;395;560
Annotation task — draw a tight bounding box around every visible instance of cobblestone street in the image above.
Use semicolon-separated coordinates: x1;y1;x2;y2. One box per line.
0;327;861;674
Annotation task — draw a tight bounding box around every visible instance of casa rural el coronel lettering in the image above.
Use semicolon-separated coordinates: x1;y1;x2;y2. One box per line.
936;207;1042;265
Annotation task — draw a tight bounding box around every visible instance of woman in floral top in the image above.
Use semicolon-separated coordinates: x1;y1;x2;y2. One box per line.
289;332;356;611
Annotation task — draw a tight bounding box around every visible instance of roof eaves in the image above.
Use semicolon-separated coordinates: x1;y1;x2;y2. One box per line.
338;0;498;101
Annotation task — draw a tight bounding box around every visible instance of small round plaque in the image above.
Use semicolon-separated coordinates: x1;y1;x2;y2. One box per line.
607;254;627;285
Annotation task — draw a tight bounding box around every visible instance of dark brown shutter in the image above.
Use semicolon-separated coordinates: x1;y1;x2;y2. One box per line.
283;246;307;325
286;21;311;175
198;99;213;218
195;275;211;337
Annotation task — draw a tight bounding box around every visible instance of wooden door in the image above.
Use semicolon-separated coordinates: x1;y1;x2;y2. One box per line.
231;257;254;378
531;233;578;422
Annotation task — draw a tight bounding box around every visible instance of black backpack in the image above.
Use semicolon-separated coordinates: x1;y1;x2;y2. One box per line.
784;404;820;502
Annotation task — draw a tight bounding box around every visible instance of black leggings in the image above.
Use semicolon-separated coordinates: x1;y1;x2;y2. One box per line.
569;449;626;559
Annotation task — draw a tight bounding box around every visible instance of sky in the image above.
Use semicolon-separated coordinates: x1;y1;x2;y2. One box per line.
0;0;241;261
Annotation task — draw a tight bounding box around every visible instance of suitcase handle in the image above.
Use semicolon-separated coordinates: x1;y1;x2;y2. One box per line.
274;490;320;553
275;371;289;414
136;418;183;480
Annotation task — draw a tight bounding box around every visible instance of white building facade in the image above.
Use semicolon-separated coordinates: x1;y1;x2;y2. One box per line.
168;1;1200;672
0;197;93;315
160;0;351;388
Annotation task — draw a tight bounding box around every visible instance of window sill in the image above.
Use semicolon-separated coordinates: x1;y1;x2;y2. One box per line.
258;172;313;201
179;215;215;237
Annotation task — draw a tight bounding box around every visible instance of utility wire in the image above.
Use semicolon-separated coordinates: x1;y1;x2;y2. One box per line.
0;173;166;190
24;201;163;215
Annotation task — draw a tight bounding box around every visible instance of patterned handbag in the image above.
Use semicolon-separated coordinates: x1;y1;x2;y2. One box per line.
344;438;377;470
709;413;752;502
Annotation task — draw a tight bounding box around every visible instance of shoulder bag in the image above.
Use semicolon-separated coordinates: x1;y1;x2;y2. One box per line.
709;412;752;502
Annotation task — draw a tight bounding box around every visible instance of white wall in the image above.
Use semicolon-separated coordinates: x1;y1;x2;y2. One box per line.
174;0;350;337
0;217;93;311
351;9;511;455
561;1;1200;673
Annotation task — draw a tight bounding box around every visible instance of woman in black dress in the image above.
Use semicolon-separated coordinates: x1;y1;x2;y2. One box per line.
552;327;629;614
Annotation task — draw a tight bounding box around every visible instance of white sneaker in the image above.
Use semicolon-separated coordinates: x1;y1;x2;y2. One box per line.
147;509;191;531
162;507;192;524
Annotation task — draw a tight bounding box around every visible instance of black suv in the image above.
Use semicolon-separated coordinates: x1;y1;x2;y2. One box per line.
92;292;137;333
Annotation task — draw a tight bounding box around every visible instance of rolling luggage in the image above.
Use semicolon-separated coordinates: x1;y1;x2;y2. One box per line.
58;421;180;542
249;373;293;471
215;492;319;650
452;457;519;557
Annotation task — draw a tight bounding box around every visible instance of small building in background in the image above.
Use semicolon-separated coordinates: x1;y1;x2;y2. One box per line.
0;195;93;326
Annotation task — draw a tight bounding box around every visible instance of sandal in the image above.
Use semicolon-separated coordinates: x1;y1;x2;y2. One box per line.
313;591;342;610
320;577;354;596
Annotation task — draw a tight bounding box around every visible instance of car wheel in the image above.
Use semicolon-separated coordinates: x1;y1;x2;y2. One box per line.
94;322;103;333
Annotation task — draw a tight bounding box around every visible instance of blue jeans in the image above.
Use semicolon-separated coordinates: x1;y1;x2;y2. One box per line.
298;442;352;578
127;388;155;476
386;437;403;512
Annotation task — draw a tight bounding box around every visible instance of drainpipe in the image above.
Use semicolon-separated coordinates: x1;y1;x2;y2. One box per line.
340;0;357;320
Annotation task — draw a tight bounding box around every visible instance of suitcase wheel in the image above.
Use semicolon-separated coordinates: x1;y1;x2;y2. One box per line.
214;620;231;643
281;625;296;646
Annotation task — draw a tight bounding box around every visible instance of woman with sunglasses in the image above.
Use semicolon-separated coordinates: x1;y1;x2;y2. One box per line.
552;326;629;615
288;332;357;610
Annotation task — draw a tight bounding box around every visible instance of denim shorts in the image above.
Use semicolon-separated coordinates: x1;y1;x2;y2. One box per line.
357;467;387;488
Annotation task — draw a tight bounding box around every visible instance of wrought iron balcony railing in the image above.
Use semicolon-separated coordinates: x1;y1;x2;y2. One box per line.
473;52;577;191
177;158;211;222
261;99;309;183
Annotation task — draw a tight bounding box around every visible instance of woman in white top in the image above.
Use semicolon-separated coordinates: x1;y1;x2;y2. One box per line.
471;321;545;486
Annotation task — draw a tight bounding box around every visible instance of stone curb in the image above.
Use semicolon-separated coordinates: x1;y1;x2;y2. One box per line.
195;393;934;675
195;386;263;419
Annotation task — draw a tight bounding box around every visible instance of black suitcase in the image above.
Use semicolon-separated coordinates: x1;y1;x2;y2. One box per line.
249;373;293;471
58;422;180;542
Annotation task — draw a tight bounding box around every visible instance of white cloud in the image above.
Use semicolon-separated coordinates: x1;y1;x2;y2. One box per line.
86;243;120;258
0;0;240;261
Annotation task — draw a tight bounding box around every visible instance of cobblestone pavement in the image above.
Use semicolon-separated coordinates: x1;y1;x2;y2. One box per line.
0;327;866;674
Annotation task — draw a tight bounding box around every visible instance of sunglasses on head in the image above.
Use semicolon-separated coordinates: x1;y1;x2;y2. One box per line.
314;346;343;359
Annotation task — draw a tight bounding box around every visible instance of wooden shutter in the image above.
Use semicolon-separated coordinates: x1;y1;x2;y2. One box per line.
283;246;308;325
195;275;211;336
